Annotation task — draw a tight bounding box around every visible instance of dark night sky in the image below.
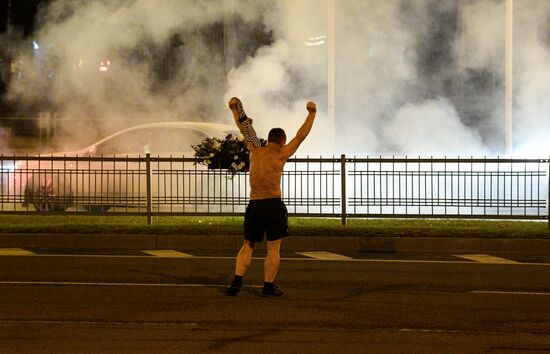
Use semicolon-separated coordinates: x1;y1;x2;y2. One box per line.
0;0;46;36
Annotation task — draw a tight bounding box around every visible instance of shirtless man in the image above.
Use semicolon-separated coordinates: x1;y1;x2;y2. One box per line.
225;97;316;297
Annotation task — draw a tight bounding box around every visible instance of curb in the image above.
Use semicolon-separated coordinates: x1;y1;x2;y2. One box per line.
0;233;549;255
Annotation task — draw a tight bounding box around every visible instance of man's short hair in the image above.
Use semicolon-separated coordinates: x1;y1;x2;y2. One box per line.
268;128;286;144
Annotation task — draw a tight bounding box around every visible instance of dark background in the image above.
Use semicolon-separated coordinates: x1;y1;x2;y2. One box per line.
0;0;45;35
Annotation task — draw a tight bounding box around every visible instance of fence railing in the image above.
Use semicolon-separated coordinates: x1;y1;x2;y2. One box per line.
1;154;548;225
346;157;548;221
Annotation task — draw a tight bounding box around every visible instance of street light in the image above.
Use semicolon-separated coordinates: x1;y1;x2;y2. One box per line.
304;35;326;46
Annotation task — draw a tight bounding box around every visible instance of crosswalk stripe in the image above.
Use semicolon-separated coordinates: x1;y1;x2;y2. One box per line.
455;254;519;264
0;248;35;256
0;280;260;288
1;249;547;266
297;251;352;261
142;250;193;258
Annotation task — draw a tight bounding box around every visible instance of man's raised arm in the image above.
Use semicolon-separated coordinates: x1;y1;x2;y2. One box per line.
283;101;317;157
228;97;263;148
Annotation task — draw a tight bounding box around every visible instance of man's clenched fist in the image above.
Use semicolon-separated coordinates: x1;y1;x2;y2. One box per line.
306;101;317;113
228;97;239;110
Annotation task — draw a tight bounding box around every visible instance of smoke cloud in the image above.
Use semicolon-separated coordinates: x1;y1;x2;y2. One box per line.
513;0;550;156
455;0;550;156
225;0;489;156
7;0;271;146
225;1;332;155
2;0;550;157
381;98;484;156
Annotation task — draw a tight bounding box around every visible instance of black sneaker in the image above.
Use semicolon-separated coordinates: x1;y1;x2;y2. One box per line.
225;282;241;296
262;284;284;297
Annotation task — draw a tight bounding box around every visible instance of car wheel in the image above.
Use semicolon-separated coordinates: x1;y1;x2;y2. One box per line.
25;175;73;212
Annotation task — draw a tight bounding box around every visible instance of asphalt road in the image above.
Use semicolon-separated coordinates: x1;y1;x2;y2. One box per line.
0;248;549;353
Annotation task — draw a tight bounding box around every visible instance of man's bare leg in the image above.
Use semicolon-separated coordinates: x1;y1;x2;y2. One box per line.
263;239;284;297
236;240;255;276
225;240;255;296
264;239;281;282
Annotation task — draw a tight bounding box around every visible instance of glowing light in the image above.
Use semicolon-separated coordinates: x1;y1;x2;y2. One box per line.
32;41;40;50
304;35;327;46
98;59;111;72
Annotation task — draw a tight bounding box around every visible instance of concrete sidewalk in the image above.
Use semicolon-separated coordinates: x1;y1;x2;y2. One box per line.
1;233;549;254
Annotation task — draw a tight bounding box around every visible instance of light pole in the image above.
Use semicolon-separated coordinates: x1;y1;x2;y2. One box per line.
327;0;335;145
505;0;513;156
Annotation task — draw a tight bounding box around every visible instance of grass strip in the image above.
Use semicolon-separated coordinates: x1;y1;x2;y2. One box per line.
0;215;548;239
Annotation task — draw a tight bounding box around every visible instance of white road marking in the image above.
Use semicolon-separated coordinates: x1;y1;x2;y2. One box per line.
1;252;549;266
0;319;198;326
0;248;35;256
297;251;352;261
470;290;550;297
0;280;261;288
455;254;519;264
399;328;463;334
142;250;193;258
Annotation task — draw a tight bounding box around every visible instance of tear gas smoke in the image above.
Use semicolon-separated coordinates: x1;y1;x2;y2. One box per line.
513;0;550;157
1;0;549;157
453;0;550;157
381;98;485;156
5;0;272;149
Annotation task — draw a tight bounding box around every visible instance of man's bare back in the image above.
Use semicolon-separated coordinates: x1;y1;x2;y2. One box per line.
248;142;289;199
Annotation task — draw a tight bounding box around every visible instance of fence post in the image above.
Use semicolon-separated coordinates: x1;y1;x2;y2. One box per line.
146;152;152;225
341;154;347;226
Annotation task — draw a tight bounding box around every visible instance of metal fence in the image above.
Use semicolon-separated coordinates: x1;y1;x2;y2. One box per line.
347;157;548;222
1;154;548;225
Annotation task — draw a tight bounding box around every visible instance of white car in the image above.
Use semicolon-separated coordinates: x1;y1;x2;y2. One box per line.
60;121;239;157
5;122;243;212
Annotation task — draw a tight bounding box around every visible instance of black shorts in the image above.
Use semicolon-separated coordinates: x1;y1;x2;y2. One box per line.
244;198;289;242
